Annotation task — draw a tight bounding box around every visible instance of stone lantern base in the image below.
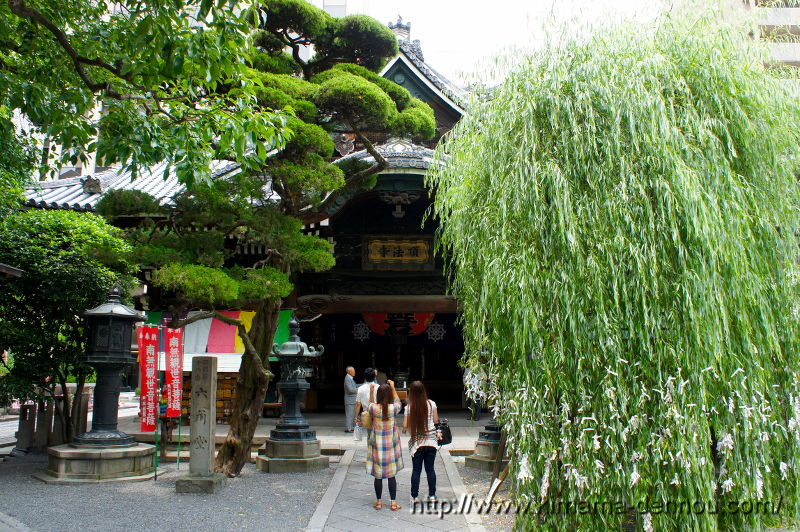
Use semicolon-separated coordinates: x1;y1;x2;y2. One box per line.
464;440;509;471
32;442;157;484
465;422;509;471
255;438;329;473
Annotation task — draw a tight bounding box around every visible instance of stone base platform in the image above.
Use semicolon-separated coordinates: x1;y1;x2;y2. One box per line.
465;440;509;471
175;473;227;494
255;455;329;473
464;454;510;471
33;443;157;484
255;438;329;473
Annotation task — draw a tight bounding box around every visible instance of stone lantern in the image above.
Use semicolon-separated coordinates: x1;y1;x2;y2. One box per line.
34;285;158;483
73;284;143;446
256;316;330;473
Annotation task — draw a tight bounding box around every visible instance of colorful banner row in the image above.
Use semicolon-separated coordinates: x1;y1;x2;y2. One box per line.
144;310;292;361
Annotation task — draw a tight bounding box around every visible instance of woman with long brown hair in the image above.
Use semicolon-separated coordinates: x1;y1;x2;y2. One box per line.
402;380;439;505
366;380;404;511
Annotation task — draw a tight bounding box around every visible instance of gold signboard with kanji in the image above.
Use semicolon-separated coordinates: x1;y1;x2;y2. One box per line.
363;236;434;271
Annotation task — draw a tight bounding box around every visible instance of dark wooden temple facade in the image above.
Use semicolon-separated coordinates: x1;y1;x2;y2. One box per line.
290;30;467;407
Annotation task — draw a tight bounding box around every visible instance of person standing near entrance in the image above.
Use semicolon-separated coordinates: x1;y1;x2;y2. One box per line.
344;366;358;432
354;367;377;434
403;380;439;505
367;381;404;510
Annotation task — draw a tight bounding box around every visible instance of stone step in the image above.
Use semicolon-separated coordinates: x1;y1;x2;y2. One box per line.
465;454;509;471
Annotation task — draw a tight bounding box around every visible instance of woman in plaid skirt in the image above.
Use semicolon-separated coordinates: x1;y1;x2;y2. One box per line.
366;380;404;510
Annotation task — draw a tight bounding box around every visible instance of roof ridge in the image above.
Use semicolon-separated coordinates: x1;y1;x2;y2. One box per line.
397;41;466;109
34;176;86;188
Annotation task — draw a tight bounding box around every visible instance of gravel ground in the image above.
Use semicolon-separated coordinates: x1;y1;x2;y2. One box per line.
0;452;335;532
455;462;516;532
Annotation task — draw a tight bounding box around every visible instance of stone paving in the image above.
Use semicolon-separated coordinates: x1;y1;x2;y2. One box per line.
314;447;474;532
0;420;17;445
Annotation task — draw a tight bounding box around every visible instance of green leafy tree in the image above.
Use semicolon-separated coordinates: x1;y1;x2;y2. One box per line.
97;0;435;476
428;13;800;532
0;210;134;443
0;106;36;215
1;0;287;184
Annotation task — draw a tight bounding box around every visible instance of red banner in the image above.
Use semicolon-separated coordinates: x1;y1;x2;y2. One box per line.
138;326;159;432
164;327;183;417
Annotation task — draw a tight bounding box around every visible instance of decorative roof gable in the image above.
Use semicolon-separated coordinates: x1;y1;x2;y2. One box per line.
380;41;465;117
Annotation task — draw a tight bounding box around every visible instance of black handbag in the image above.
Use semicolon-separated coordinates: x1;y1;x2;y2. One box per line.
435;419;452;446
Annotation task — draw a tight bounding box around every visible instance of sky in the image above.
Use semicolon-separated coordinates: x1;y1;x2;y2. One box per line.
312;0;669;84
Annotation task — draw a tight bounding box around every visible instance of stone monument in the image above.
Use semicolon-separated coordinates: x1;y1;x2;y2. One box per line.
256;317;329;473
176;356;227;493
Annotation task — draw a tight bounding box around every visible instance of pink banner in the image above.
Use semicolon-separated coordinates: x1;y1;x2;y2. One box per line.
206;310;241;353
138;326;159;432
164;327;183;417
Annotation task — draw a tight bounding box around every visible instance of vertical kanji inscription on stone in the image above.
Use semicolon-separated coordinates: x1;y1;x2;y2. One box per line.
190;356;217;477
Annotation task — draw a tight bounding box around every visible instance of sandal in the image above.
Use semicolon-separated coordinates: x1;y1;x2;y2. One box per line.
390;502;402;511
374;501;382;510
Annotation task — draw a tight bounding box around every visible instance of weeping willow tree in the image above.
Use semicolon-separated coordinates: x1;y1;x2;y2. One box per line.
429;10;800;532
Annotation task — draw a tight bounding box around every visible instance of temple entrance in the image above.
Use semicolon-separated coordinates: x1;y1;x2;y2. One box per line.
293;159;464;411
305;313;465;410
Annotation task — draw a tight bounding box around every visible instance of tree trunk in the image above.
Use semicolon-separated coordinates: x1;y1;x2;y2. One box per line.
67;378;85;443
214;303;279;476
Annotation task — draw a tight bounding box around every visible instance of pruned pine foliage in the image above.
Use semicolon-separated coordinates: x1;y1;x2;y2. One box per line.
428;12;800;532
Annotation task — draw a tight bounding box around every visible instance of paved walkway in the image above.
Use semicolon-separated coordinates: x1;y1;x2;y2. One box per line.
307;447;484;532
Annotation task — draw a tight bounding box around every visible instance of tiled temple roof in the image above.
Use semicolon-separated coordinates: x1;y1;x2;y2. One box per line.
24;161;239;211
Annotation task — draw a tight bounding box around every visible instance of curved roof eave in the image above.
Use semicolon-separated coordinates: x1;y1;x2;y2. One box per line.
335;137;437;171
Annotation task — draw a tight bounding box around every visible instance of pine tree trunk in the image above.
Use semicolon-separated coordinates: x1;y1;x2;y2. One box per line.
214;303;279;476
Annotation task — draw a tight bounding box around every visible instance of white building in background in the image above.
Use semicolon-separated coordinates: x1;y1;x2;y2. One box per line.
747;0;800;66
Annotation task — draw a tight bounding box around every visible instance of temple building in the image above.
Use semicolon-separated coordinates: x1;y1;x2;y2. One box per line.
24;18;470;410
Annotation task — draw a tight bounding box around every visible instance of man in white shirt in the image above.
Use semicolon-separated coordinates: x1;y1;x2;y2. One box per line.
354;367;378;432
